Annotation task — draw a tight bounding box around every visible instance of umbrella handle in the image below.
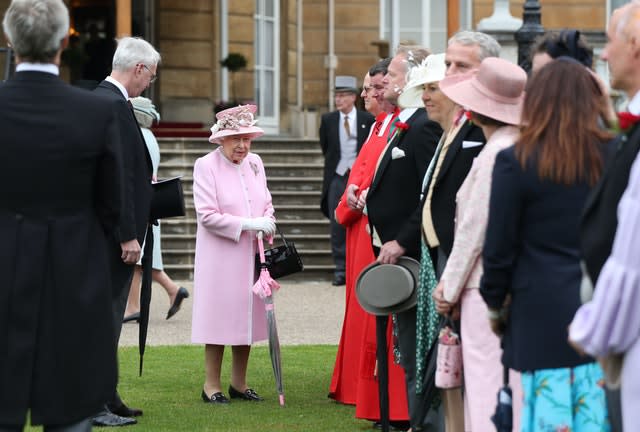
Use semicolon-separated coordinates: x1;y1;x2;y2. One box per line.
257;233;267;265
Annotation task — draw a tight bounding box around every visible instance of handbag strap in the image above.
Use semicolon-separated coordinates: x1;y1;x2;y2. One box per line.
275;224;289;247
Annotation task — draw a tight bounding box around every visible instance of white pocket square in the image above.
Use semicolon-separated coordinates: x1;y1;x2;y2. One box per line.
462;140;483;149
391;147;406;160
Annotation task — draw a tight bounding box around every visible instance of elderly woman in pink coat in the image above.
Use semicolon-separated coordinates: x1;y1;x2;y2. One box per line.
192;104;276;404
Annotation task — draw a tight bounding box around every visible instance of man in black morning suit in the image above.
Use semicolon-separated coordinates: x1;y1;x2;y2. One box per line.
0;1;121;431
319;76;375;286
365;45;442;431
578;5;640;431
91;36;160;427
422;31;500;275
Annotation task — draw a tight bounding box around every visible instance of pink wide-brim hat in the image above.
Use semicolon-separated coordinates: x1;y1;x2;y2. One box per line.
439;57;527;126
209;104;264;144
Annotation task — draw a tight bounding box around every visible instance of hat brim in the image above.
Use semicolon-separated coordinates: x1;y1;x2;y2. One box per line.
209;126;264;144
440;76;523;126
356;257;419;316
398;86;424;109
335;87;358;94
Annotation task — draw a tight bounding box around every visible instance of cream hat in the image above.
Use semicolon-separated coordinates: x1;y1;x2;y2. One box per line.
398;53;447;109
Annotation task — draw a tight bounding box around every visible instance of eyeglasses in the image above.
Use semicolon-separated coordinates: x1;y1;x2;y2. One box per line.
141;64;157;83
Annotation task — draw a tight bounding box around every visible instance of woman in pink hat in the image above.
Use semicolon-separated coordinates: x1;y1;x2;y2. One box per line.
192;104;276;404
429;56;527;432
479;60;612;431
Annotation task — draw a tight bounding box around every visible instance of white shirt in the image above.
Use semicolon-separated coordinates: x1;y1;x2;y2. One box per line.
105;76;129;100
628;91;640;115
16;62;59;75
336;107;357;176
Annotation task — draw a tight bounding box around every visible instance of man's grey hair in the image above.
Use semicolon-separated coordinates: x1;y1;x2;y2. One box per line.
112;37;161;71
448;31;501;61
2;0;69;63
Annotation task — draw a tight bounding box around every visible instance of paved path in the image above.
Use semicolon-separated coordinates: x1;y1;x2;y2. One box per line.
119;280;345;347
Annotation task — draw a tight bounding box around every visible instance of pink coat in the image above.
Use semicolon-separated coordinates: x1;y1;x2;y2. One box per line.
191;148;274;345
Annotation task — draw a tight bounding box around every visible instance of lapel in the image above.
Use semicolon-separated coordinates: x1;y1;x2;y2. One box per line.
98;80;154;172
435;120;475;183
369;108;421;194
332;111;341;148
583;125;640;218
356;110;369;150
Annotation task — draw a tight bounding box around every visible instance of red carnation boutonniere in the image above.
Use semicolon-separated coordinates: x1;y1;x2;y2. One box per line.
617;111;640;132
396;121;410;131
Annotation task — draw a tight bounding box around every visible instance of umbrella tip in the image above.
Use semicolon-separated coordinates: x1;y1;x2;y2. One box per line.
279;395;285;406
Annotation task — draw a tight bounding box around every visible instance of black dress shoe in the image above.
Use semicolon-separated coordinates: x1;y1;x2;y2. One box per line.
92;409;137;427
201;390;230;404
122;312;140;324
332;275;346;286
228;385;263;401
166;286;190;320
107;401;143;417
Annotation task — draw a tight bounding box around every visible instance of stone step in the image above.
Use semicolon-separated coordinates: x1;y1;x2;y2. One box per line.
163;263;333;283
159;148;323;165
161;248;334;266
157;162;324;179
161;233;331;251
161;218;329;235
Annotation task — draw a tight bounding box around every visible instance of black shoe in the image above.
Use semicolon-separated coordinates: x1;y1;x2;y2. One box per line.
201;390;230;404
167;287;190;320
228;385;263;401
122;312;140;324
332;275;346;286
92;409;137;427
107;401;143;417
372;420;411;431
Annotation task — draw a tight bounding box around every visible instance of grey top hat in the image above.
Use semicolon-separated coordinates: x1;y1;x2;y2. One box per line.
335;75;358;93
356;257;420;316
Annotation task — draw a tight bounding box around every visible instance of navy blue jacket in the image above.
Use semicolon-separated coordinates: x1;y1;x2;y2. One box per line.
480;146;594;371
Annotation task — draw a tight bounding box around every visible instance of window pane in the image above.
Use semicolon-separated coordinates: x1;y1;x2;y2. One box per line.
265;21;274;66
265;0;274;17
263;70;274;116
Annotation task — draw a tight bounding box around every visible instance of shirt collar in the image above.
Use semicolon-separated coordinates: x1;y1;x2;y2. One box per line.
105;76;129;100
628;91;640;116
398;107;418;123
342;106;356;120
16;62;59;75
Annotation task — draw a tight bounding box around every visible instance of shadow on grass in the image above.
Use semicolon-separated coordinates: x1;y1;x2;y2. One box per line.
27;345;377;431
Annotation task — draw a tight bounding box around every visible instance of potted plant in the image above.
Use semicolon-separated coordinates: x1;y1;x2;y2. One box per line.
216;53;248;114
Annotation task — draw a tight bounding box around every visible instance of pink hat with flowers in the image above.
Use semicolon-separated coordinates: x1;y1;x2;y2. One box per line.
208;104;264;144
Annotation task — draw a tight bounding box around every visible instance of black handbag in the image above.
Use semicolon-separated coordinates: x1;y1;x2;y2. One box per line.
150;176;186;220
254;225;303;279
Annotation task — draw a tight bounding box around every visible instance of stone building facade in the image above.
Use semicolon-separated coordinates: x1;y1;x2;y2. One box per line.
0;0;624;135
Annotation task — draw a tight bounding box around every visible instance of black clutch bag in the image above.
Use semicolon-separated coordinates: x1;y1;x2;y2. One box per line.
150;176;186;220
255;225;304;279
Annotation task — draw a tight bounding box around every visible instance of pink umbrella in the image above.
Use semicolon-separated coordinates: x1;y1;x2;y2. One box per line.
253;232;285;406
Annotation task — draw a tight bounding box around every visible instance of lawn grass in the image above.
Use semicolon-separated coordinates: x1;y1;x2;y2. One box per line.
28;345;377;431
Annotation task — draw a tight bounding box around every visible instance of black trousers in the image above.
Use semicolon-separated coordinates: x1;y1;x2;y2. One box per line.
327;172;347;277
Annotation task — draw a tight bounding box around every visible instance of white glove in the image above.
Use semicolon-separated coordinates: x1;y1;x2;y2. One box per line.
241;217;276;236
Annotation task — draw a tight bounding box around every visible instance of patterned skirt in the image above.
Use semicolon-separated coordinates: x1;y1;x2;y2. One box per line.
520;362;610;432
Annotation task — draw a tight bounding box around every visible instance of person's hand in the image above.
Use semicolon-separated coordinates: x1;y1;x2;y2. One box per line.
242;217;276;236
432;281;453;315
376;240;405;264
120;239;141;264
346;184;360;210
356;187;368;211
489;317;505;336
567;324;587;356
